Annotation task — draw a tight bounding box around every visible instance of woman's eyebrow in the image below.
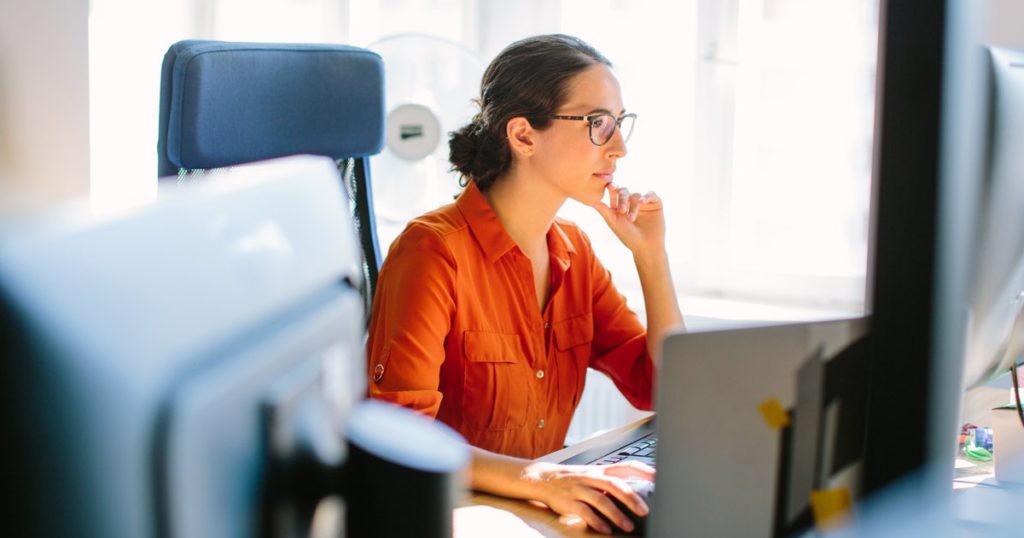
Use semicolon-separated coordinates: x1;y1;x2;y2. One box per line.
583;107;627;116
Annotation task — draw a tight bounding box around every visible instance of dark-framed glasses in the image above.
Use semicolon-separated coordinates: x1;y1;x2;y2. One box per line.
549;112;637;146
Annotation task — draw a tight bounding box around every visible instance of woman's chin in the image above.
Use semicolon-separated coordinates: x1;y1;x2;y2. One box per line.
570;192;604;208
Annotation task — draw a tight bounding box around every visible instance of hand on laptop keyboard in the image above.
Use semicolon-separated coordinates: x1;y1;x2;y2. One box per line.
522;460;654;535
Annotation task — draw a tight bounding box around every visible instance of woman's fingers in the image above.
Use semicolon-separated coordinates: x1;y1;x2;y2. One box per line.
640;190;663;209
609;184;630;214
532;462;658;535
567;500;612;535
628;192;643;221
607;183;631;215
603;459;656;481
572;480;635;533
577;475;647;528
606;184;664;221
593;185;667;253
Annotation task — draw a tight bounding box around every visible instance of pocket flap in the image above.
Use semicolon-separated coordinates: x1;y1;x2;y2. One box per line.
552;312;594;351
464;330;522;363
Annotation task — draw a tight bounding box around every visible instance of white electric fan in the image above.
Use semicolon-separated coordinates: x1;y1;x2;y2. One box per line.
367;34;486;255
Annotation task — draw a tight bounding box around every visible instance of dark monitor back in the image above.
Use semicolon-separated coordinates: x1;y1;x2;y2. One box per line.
0;156;366;537
864;0;1024;497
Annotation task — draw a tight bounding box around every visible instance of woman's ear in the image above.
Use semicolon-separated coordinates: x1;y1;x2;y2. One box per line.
506;117;536;157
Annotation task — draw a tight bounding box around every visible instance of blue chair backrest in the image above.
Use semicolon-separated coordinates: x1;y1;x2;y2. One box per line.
157;40;386;313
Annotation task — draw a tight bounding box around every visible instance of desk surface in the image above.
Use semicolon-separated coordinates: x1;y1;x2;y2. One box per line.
454;415;654;538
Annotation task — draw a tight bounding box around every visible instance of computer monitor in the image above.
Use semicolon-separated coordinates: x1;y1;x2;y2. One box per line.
864;0;1024;498
0;156;368;537
961;46;1024;388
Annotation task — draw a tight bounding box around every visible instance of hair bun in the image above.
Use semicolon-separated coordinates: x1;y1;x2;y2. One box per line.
448;118;508;191
448;119;485;182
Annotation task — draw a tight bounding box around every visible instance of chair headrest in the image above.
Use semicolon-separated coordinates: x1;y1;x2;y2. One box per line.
160;40;386;173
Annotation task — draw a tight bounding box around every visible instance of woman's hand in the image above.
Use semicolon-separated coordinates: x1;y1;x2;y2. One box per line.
521;460;654;535
589;183;666;255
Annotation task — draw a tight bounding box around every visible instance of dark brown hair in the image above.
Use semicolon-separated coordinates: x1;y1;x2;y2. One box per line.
448;34;611;192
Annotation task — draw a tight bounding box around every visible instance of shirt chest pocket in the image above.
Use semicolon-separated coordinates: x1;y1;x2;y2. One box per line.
462;330;530;431
551;312;594;409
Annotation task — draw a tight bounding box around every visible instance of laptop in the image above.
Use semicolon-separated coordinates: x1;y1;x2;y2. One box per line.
563;316;869;537
560;419;657;467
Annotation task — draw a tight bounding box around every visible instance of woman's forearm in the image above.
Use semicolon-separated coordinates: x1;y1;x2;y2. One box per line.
470;446;537;499
633;248;685;368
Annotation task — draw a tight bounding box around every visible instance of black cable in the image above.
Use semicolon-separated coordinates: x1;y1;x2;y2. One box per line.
1012;361;1024;430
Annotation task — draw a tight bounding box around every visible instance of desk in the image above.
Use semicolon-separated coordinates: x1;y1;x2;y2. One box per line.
453;414;1023;537
454;415;654;538
952;455;1024;534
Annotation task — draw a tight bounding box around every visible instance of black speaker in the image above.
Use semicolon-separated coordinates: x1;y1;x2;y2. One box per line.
345;401;468;538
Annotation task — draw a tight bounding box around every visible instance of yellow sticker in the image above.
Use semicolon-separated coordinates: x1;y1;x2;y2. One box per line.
758;398;791;429
809;488;853;531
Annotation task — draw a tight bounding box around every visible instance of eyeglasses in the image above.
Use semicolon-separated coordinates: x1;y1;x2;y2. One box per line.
549;112;637;146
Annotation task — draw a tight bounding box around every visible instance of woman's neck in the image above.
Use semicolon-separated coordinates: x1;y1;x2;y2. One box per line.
482;170;565;255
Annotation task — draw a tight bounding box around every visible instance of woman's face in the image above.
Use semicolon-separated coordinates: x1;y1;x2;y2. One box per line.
532;64;629;206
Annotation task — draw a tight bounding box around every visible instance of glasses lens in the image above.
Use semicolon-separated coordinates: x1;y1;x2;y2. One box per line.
620;114;636;143
590;114;636;145
590;114;616;145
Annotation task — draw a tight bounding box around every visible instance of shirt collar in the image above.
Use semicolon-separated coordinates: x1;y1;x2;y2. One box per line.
456;181;517;263
548;219;575;272
456;181;577;266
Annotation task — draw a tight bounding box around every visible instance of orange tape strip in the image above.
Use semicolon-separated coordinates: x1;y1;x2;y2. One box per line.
758;398;791;429
809;488;853;531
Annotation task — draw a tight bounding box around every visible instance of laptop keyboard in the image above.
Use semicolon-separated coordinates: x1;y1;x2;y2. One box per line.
591;434;657;466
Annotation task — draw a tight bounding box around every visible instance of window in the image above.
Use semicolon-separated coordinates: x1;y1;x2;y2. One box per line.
686;0;877;313
347;0;470;47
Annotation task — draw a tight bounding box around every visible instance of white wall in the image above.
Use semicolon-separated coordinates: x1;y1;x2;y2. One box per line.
89;0;202;211
0;0;90;210
473;1;562;60
983;0;1024;48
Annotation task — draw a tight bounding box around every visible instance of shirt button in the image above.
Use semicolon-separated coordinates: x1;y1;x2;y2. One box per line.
536;369;545;379
372;363;384;382
543;321;550;330
537;419;545;429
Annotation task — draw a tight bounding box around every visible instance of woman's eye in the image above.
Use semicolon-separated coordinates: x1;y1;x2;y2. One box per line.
591;117;608;129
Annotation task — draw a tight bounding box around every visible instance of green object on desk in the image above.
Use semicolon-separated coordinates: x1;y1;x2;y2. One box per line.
963;445;992;462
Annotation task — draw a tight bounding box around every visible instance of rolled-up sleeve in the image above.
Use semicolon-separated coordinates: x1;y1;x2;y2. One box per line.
366;224;457;417
583;236;654;411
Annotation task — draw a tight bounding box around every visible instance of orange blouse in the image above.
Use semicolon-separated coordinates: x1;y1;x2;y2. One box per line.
366;181;653;459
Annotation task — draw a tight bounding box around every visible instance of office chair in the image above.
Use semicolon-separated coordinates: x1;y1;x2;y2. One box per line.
157;40;386;315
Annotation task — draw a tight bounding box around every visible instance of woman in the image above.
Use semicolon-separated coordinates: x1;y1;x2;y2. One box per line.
367;34;684;534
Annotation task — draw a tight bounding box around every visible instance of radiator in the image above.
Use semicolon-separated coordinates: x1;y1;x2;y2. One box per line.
565;368;651;445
